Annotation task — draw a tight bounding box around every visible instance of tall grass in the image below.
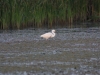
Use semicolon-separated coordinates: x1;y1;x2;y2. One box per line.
0;0;100;29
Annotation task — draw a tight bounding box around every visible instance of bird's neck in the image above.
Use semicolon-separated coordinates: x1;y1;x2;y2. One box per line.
52;32;55;35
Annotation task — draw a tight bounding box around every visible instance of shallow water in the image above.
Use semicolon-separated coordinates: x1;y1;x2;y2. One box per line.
0;27;100;75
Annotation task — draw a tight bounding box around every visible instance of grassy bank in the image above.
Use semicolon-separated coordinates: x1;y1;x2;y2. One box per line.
0;0;100;29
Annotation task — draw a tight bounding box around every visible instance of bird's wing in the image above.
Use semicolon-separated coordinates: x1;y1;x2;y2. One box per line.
40;32;52;37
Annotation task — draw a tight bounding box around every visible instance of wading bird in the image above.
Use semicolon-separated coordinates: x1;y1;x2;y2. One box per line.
40;30;56;40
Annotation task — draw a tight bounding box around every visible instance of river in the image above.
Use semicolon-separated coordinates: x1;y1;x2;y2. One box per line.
0;26;100;75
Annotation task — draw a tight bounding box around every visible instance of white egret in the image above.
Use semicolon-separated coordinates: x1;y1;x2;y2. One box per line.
40;29;56;40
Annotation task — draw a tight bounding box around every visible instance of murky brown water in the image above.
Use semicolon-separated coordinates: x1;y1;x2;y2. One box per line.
0;27;100;75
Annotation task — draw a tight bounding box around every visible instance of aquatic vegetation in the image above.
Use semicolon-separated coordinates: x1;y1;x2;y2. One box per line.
0;0;100;29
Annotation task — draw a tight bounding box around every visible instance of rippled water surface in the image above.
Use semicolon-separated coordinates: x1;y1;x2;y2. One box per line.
0;27;100;75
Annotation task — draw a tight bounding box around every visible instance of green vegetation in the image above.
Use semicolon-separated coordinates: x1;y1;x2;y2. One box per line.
0;0;100;29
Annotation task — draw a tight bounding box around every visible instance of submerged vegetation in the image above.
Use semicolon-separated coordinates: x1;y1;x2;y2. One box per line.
0;0;100;29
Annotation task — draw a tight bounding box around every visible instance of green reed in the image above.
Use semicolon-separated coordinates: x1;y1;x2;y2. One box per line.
0;0;100;29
